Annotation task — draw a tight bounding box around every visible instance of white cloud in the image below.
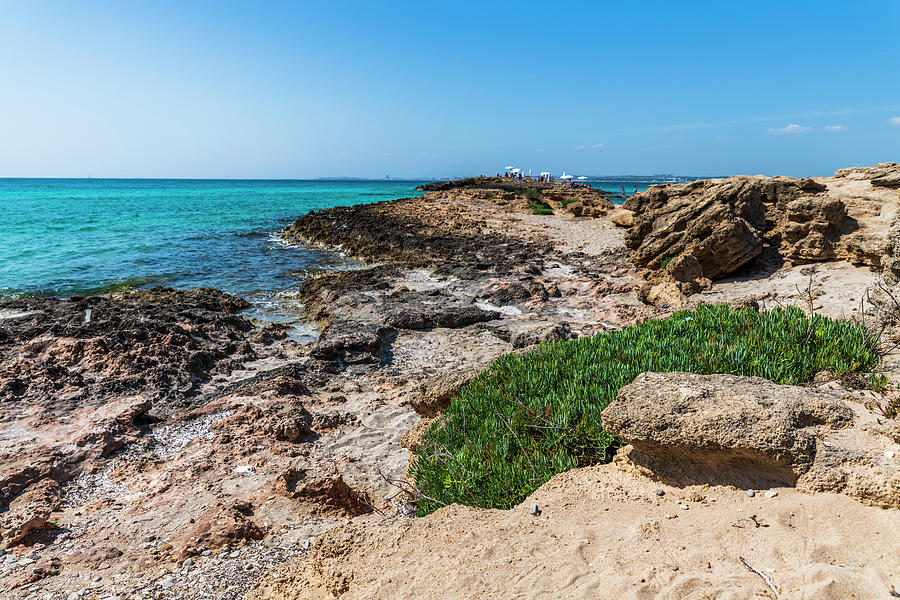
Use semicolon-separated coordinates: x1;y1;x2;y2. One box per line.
889;117;900;126
824;125;846;131
768;123;811;135
574;143;604;150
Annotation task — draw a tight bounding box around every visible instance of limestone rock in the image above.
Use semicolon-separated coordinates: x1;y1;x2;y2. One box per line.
172;500;265;559
510;321;571;349
637;255;711;307
610;209;634;228
624;168;894;290
295;476;372;516
835;162;900;185
404;364;487;417
0;480;61;547
623;177;772;279
602;372;853;487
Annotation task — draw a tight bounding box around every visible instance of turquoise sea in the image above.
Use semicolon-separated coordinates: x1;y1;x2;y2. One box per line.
0;178;656;314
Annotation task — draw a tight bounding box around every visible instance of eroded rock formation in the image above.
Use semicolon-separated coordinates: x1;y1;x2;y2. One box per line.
623;164;900;298
603;372;899;508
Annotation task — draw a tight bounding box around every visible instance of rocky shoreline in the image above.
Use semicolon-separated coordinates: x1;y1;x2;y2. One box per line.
2;168;899;598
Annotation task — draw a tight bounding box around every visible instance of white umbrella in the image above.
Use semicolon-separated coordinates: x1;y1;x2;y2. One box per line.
539;171;550;177
511;168;521;174
505;165;516;170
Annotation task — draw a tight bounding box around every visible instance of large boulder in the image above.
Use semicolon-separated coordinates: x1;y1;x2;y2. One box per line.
603;372;900;507
602;372;852;486
623;176;844;280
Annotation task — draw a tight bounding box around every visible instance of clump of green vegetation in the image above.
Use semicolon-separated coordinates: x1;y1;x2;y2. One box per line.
559;198;579;209
522;187;543;202
660;255;676;269
410;304;881;515
528;203;553;215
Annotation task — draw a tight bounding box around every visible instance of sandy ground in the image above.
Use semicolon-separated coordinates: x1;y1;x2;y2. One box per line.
700;260;881;320
247;457;900;600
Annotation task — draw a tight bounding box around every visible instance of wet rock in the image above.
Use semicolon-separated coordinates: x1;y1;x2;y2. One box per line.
283;195;555;277
602;372;853;487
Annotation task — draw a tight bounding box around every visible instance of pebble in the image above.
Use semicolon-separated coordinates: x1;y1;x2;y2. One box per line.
201;549;212;557
655;489;665;497
233;465;255;475
679;504;689;510
182;558;194;568
765;490;778;499
229;550;241;559
886;451;895;459
746;489;756;498
158;576;176;590
529;503;540;516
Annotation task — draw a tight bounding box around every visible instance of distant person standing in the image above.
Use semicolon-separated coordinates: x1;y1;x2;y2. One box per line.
634;185;638;195
621;186;625;196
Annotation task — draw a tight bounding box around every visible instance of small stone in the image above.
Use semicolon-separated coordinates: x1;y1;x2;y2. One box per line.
201;550;212;557
158;576;176;590
529;504;540;516
182;558;193;568
679;504;689;510
746;489;756;498
229;551;241;559
764;490;778;499
886;451;896;459
92;575;102;582
655;489;665;497
233;465;255;475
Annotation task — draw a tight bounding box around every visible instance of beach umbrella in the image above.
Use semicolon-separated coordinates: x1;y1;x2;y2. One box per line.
540;172;550;177
505;165;516;170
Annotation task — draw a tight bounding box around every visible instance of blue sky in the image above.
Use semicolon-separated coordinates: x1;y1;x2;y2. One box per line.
1;1;898;178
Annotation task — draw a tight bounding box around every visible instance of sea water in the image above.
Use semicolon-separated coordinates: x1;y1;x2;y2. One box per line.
0;179;429;306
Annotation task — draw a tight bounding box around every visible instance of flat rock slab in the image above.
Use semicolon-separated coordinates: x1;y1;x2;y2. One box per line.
602;372;853;487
